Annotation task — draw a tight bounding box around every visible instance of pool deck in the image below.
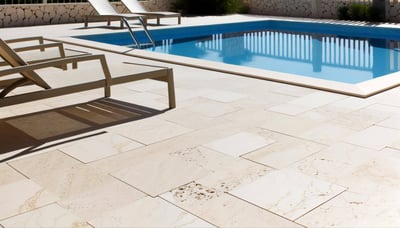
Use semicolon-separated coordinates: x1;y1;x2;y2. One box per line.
1;15;400;227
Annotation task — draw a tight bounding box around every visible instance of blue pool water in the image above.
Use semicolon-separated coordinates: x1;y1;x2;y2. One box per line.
77;20;400;84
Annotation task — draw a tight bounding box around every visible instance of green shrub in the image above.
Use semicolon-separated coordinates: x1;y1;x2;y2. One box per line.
337;3;385;22
171;0;248;15
349;4;369;20
337;6;350;20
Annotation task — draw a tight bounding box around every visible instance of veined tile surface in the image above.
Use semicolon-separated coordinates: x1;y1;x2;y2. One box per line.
59;132;144;163
203;132;274;157
89;196;214;227
0;179;58;220
0;204;89;228
229;169;346;220
161;182;301;227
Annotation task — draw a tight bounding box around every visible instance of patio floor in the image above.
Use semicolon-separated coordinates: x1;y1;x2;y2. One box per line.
1;15;400;227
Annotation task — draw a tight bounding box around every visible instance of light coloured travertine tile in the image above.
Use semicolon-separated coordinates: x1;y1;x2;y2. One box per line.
112;91;169;110
244;133;325;169
161;182;301;227
59;133;144;163
0;163;26;186
9;151;145;220
329;109;387;130
108;117;192;145
89;196;214;227
58;179;145;220
344;126;400;150
268;103;311;116
201;90;246;103
203;132;274;157
126;79;166;92
111;151;208;196
290;143;380;186
5;112;90;140
0;203;89;228
159;108;231;130
297;185;400;227
0;179;58;220
329;96;375;111
288;92;345;109
172;146;274;192
185;99;241;117
377;116;400;130
300;123;356;145
229;169;346;220
261;111;319;136
347;148;400;189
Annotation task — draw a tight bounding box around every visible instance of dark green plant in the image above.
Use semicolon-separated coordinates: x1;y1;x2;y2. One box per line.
171;0;247;15
367;5;384;22
349;4;369;21
337;5;350;20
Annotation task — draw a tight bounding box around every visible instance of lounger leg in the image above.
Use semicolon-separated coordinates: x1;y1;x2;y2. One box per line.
167;69;176;109
178;16;181;24
84;16;89;28
157;17;160;25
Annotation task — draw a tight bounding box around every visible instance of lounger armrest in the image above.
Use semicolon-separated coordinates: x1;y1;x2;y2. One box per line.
0;54;110;79
12;42;66;54
5;36;44;45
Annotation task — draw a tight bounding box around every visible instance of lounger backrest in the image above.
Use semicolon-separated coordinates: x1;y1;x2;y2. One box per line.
0;39;29;68
0;39;50;89
88;0;118;15
121;0;146;13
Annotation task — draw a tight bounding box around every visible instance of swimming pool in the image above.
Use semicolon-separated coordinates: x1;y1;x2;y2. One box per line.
76;20;400;97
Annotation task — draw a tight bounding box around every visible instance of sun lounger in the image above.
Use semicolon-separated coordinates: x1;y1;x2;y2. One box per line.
121;0;181;25
0;38;176;109
84;0;144;28
1;36;89;70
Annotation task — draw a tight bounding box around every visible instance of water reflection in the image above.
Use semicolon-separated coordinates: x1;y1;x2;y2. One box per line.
149;30;400;83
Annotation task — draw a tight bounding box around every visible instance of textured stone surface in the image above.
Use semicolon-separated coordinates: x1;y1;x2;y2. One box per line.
0;0;175;27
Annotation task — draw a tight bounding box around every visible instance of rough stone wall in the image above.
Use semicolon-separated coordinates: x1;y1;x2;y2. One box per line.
242;0;313;18
387;2;400;22
0;0;175;27
318;0;351;19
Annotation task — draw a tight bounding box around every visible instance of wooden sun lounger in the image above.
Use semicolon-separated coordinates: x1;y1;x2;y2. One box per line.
0;38;176;109
84;0;144;28
121;0;181;25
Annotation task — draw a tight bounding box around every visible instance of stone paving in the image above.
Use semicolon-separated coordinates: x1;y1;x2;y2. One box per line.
1;15;400;227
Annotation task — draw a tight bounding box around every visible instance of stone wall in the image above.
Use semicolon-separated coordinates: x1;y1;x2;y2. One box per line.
0;0;175;27
242;0;313;18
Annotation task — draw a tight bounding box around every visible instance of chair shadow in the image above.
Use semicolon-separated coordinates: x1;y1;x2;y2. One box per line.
0;98;165;162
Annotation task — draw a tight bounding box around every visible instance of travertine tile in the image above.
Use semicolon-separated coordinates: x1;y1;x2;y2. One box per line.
229;169;346;220
261;111;320;136
110;150;208;196
347;148;400;189
89;196;214;227
108;117;192;145
300;123;356;145
297;185;400;227
0;163;26;186
290;143;380;186
0;179;58;220
9;151;145;220
268;103;311;115
344;126;400;150
377;116;400;130
59;133;144;163
244;133;325;169
288;92;345;109
5;112;90;140
201;90;246;103
126;79;167;92
161;183;301;227
204;132;273;157
185;99;241;117
0;203;89;228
